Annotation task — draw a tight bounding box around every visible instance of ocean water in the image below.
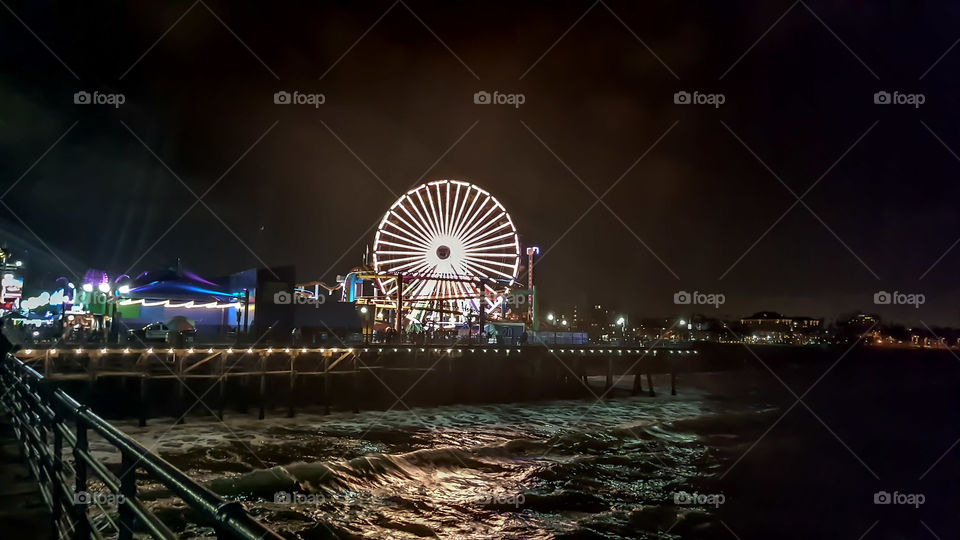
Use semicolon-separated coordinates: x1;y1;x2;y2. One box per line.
92;354;959;539
95;374;776;539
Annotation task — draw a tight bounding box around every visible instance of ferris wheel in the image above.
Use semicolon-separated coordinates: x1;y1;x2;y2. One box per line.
372;180;521;326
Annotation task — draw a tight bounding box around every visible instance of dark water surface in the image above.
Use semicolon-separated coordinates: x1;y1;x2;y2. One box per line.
103;351;958;539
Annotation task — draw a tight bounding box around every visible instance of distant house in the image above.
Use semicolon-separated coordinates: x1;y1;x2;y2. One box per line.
740;312;823;332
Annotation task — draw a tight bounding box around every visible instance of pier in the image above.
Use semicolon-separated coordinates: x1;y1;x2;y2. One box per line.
10;345;730;425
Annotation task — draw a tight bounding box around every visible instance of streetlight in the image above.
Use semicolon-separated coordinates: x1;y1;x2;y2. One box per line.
360;306;368;314
117;285;130;295
547;313;554;321
81;283;93;292
98;282;111;293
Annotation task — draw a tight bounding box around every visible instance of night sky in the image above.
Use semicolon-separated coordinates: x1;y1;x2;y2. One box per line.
3;1;960;324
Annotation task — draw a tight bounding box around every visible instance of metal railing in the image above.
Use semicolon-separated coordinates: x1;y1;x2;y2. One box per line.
0;353;282;540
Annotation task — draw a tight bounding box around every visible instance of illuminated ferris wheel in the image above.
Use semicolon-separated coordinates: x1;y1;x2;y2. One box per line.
372;180;521;326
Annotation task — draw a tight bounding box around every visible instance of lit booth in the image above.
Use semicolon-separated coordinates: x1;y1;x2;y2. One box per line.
116;268;247;344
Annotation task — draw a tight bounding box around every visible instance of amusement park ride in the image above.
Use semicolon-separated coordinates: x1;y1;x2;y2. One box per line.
303;180;536;335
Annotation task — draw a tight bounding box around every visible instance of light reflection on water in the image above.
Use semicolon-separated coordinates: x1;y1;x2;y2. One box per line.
118;386;767;539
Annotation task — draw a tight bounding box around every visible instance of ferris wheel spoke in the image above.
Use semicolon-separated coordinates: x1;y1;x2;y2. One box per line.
374;251;425;258
459;205;499;245
417;278;441;301
403;279;432;301
439;182;449;235
453;194;492;242
379;228;431;250
400;197;438;240
388;211;433;246
452;279;478;309
460;258;507;280
425;183;441;236
388;259;434;275
451;189;482;240
461;212;508;246
451;183;467;235
424;185;444;238
437;181;450;235
413;191;442;238
463;256;518;270
462;259;515;280
451;191;488;240
462;226;513;250
380;226;426;249
376;240;425;253
464;248;521;256
407;195;441;241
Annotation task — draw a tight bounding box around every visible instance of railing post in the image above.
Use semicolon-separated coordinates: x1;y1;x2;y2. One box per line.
74;414;90;540
51;401;64;540
32;377;51;499
118;452;137;540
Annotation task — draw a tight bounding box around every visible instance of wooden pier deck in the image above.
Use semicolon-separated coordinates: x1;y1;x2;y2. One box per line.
11;345;733;425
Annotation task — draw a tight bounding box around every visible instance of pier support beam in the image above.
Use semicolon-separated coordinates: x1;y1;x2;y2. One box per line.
605;357;613;392
287;355;296;418
138;375;148;427
351;354;359;414
258;353;267;420
646;373;655;397
176;354;186;424
671;372;676;396
323;355;331;415
217;354;226;421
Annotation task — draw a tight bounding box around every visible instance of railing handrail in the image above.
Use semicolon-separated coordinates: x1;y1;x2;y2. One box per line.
1;353;283;540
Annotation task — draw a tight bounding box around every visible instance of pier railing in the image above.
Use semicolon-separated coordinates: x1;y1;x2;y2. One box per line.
0;353;283;540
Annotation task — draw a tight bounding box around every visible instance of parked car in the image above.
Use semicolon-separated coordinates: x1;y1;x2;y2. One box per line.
127;321;195;343
128;322;171;342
